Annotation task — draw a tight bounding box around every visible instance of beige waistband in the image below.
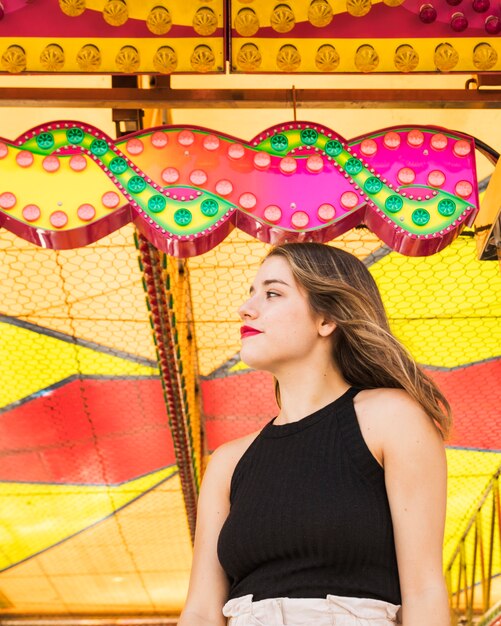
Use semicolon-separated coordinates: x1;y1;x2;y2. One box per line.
223;593;401;624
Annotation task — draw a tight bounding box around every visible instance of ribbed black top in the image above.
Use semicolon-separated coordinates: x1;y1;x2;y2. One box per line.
217;386;401;604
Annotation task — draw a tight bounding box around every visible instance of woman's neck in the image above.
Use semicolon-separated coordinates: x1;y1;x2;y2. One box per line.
274;366;349;425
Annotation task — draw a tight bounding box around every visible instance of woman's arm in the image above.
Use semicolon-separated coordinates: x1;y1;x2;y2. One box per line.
178;432;258;626
177;444;232;626
377;389;450;626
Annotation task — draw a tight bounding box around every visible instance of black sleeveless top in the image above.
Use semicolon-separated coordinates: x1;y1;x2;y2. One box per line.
217;386;401;605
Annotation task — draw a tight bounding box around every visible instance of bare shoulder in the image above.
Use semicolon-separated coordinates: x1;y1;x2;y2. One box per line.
355;387;440;433
205;428;262;494
353;388;444;464
211;428;262;466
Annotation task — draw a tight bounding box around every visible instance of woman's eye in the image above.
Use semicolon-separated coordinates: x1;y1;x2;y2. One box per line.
266;291;279;298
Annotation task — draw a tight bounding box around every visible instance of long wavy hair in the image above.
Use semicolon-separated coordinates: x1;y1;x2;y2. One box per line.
265;242;452;438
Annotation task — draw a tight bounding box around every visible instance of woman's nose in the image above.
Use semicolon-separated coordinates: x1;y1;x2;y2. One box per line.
238;298;257;320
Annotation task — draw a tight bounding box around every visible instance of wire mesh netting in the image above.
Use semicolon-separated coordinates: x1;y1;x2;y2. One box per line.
0;221;499;615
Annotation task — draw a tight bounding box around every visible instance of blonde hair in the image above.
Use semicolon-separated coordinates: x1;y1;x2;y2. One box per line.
265;242;452;438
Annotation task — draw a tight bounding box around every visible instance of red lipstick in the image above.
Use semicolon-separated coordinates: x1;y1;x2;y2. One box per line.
240;325;263;338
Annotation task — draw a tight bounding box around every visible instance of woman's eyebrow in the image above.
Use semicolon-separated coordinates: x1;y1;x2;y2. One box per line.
249;279;290;295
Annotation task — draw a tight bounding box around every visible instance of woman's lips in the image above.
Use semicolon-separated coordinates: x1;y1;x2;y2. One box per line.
240;326;263;338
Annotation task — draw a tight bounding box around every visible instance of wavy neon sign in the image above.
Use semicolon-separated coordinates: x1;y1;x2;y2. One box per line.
0;121;479;257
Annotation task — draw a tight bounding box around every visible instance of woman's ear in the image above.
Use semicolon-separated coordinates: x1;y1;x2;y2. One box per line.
318;318;337;337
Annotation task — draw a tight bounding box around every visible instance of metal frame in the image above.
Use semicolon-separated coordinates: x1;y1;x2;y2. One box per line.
446;466;501;625
0;85;500;109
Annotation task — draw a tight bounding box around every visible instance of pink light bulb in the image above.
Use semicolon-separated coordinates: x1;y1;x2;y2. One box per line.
16;150;34;168
456;180;473;198
397;167;416;185
419;4;437;23
360;139;378;156
0;192;16;209
450;11;468;31
70;154;87;171
50;211;69;229
485;15;501;33
264;205;282;224
23;204;41;222
317;204;336;222
428;170;446;187
383;132;400;149
453;140;471;157
407;129;424;147
77;204;96;222
472;0;490;11
43;155;60;172
291;211;309;229
151;131;168;148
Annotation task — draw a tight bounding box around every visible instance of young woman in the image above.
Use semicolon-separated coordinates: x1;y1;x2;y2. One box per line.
178;242;451;626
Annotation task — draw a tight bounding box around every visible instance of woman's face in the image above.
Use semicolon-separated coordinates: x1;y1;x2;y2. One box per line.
238;255;329;374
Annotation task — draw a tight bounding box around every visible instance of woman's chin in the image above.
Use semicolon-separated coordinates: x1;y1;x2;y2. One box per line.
238;350;269;373
238;353;257;369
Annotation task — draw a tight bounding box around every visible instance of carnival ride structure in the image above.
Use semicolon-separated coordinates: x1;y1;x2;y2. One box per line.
0;1;500;625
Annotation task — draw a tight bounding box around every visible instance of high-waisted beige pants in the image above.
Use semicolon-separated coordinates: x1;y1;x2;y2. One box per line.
222;593;401;626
